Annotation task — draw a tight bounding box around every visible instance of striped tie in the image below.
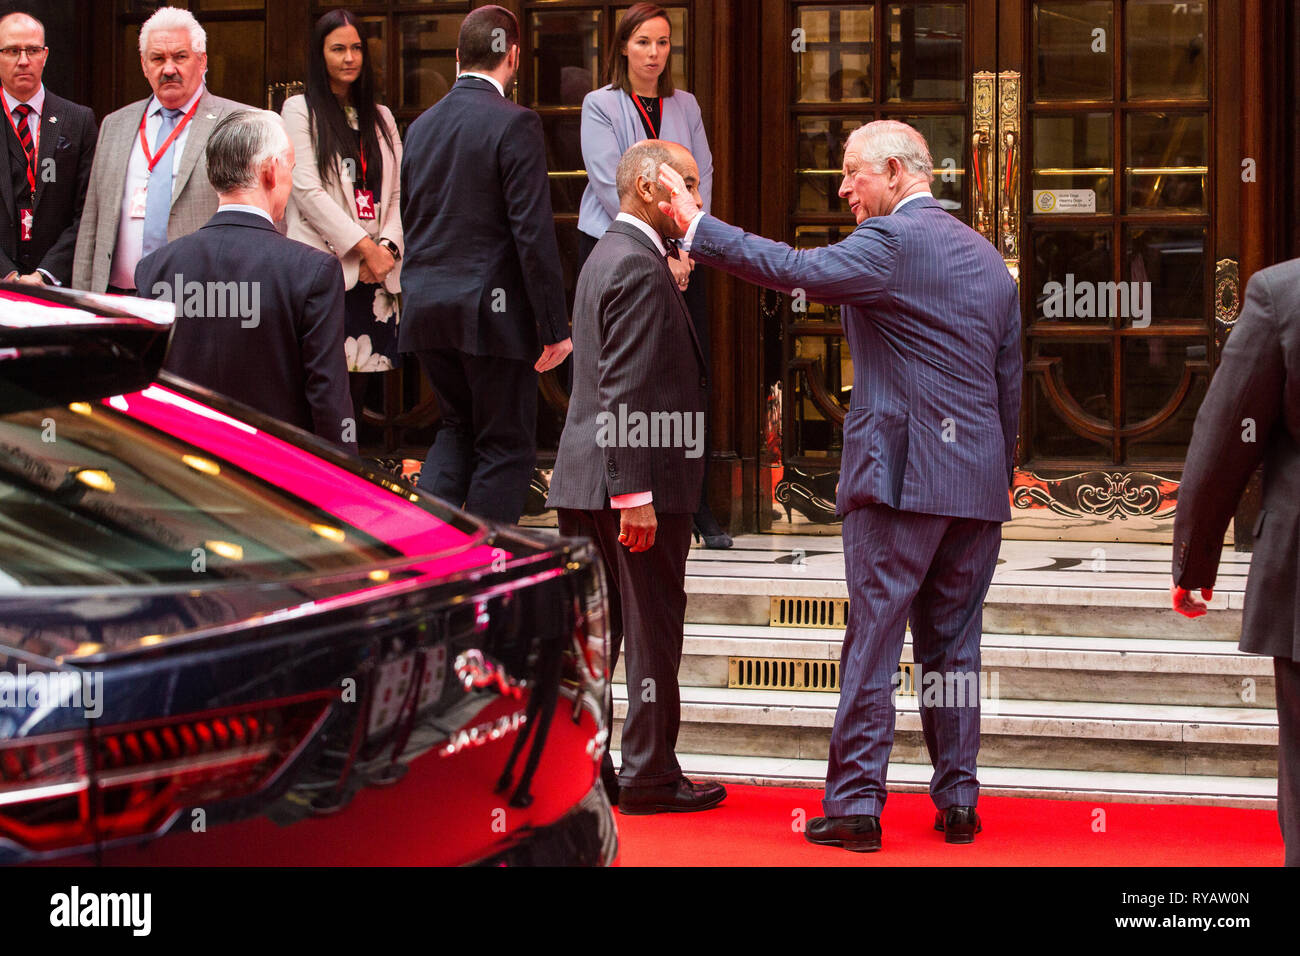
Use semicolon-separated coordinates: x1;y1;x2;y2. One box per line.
12;103;35;170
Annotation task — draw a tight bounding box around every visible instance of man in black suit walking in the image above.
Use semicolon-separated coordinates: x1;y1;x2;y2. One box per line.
135;109;355;454
399;4;570;525
0;11;95;287
1173;259;1300;867
548;139;724;815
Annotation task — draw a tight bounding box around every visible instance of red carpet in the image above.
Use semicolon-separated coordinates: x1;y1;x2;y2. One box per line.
614;785;1283;866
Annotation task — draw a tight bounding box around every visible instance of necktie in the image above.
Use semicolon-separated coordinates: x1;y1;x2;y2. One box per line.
11;103;34;165
142;107;183;257
12;103;35;198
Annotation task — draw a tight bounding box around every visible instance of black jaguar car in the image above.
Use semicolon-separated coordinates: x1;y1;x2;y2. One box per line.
0;283;616;866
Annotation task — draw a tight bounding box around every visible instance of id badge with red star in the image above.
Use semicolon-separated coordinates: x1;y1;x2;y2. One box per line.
19;208;33;241
354;188;376;220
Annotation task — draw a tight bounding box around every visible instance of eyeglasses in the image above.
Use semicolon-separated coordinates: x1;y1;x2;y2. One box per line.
0;46;48;61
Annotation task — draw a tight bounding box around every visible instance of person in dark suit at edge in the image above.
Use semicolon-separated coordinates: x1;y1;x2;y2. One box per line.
1173;258;1300;867
0;11;96;287
135;109;355;454
658;120;1021;851
399;5;571;525
547;139;726;815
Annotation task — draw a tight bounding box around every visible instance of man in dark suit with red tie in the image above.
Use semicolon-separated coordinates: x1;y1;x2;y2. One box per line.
0;11;95;287
548;139;725;815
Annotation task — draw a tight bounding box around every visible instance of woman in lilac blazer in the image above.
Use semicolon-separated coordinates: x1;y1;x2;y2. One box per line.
576;3;727;547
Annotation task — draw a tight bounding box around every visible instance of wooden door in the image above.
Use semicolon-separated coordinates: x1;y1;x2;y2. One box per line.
758;0;1267;541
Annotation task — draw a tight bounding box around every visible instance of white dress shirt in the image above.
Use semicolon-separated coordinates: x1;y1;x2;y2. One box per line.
110;86;205;290
457;71;505;96
606;212;670;510
216;202;274;224
2;83;44;154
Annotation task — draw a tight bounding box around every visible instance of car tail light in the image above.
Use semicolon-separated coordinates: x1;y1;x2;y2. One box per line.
0;694;330;854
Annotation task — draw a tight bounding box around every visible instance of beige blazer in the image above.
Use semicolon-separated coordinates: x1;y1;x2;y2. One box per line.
281;94;403;294
72;88;246;292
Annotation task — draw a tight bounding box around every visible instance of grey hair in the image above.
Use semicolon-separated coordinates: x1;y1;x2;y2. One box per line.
615;140;674;201
139;6;207;56
206;110;290;193
848;120;934;179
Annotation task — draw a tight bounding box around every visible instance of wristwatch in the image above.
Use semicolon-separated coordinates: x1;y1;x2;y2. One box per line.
378;238;401;261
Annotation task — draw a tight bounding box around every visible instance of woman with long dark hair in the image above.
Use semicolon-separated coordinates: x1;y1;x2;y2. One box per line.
282;8;404;421
577;3;729;547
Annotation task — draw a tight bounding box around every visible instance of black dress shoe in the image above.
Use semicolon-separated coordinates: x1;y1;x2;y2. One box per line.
804;815;882;852
618;777;727;815
934;806;982;844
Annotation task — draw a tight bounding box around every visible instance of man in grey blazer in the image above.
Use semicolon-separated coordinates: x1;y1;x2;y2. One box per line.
1173;260;1300;867
72;6;244;293
548;139;725;816
659;120;1021;851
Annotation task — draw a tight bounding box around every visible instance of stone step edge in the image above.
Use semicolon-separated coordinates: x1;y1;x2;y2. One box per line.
669;633;1270;675
610;752;1278;810
685;577;1248;611
610;692;1278;744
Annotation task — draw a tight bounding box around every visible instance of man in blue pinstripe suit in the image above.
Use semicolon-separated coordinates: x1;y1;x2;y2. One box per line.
659;120;1021;852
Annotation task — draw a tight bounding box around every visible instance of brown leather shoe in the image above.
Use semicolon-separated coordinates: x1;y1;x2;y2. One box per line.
618;777;727;815
805;815;882;852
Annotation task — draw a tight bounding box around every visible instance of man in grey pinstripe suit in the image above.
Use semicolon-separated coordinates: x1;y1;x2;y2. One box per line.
660;120;1021;851
72;7;245;293
548;139;725;815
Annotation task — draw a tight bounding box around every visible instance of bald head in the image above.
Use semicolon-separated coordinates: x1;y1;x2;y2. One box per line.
0;12;47;101
616;139;700;239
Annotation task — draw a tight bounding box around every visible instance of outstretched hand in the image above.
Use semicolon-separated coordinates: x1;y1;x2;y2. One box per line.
1171;581;1213;618
656;163;701;233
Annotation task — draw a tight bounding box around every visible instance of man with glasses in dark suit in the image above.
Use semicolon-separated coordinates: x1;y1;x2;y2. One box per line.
0;11;96;287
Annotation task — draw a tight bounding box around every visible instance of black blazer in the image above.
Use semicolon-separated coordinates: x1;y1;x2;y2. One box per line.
546;220;706;514
134;210;356;454
1;90;96;285
1173;258;1300;661
398;76;568;361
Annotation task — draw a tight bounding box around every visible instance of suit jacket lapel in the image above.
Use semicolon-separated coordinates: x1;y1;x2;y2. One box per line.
32;92;62;210
0;123;13;221
103;99;147;227
607;221;705;369
171;89;219;202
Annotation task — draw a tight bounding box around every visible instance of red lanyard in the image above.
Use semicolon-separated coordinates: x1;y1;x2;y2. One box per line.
139;96;203;173
2;96;36;194
632;95;662;139
357;140;368;188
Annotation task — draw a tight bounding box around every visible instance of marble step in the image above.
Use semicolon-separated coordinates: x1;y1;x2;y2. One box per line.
611;625;1276;708
684;537;1248;640
607;751;1278;809
611;684;1279;779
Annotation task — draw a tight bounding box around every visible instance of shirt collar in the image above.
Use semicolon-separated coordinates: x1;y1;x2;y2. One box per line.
615;212;667;256
891;191;932;214
2;83;44;116
457;71;504;97
216;202;274;224
149;85;205;118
